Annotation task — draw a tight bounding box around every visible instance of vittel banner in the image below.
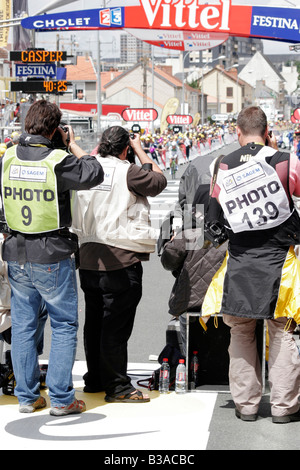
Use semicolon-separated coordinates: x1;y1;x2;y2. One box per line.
122;108;158;122
21;1;300;44
167;115;193;125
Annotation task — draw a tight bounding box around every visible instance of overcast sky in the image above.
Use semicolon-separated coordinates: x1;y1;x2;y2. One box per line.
24;0;298;57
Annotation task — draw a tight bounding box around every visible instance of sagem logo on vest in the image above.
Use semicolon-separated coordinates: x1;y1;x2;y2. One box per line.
223;163;265;192
9;165;47;183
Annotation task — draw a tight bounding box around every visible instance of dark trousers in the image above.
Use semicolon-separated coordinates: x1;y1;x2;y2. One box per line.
79;262;143;396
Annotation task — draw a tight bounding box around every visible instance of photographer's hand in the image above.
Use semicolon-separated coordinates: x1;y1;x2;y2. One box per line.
266;130;279;150
130;134;163;174
58;125;88;159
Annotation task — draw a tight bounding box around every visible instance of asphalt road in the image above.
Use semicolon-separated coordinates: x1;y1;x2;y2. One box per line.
40;141;239;364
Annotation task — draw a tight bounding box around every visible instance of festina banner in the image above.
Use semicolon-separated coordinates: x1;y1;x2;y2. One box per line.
125;28;229;51
15;64;57;78
21;2;300;44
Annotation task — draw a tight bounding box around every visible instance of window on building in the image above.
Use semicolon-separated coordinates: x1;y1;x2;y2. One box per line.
74;86;85;100
227;103;233;113
227;87;233;97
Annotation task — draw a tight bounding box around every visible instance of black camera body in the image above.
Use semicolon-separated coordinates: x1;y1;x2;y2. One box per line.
127;145;135;164
0;351;15;395
127;132;136;163
204;220;228;248
265;130;272;146
0;220;10;234
52;123;70;150
0;205;10;234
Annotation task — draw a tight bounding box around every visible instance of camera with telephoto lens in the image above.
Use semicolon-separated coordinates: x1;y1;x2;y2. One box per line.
204;220;228;248
0;206;10;234
0;220;10;234
0;351;15;395
52;123;70;150
265;130;272;146
127;133;137;164
127;145;135;164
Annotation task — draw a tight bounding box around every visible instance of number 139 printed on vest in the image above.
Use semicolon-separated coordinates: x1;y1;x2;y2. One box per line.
217;151;291;234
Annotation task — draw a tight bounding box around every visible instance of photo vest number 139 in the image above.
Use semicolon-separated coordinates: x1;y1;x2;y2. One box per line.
1;146;69;234
217;146;292;234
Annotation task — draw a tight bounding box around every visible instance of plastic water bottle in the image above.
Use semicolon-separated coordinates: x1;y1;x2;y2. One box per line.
175;359;187;394
190;350;199;390
159;358;170;394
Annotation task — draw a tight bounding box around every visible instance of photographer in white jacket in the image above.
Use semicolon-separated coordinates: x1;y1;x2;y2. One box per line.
72;126;167;403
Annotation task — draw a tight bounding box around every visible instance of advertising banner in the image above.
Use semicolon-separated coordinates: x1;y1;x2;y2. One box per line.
15;64;57;78
293;108;300;121
0;0;11;48
125;28;229;51
13;0;31;50
167;114;193;125
122;108;158;122
21;2;300;44
21;7;125;31
160;97;180;134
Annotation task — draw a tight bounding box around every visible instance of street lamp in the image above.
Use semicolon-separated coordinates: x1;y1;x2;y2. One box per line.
201;55;226;125
181;51;191;115
97;0;113;134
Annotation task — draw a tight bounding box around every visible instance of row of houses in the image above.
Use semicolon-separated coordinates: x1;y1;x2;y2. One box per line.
1;46;299;128
59;50;299;125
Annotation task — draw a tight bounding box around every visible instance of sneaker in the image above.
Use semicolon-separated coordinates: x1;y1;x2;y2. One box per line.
19;396;47;413
50;399;86;416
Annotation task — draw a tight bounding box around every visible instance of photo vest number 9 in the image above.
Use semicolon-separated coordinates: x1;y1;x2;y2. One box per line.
1;146;69;234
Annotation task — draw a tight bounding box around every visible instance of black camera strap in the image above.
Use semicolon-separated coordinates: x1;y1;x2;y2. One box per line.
209;154;225;198
206;154;225;217
203;154;229;248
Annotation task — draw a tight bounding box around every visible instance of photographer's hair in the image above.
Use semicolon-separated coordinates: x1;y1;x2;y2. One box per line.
237;106;267;138
25;100;62;138
98;126;130;158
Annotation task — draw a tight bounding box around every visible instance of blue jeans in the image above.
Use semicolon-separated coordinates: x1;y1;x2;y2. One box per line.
7;258;78;407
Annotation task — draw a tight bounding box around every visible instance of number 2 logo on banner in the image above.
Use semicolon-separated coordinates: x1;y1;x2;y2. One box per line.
99;9;111;26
